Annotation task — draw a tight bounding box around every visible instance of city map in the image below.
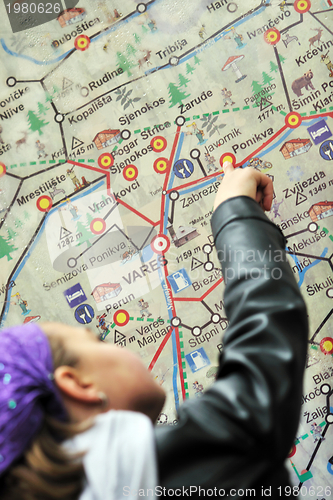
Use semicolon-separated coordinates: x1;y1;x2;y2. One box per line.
0;0;333;495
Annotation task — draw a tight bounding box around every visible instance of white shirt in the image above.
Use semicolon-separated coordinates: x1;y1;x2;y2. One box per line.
62;410;157;500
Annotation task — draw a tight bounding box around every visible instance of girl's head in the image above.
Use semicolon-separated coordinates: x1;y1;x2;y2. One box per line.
0;322;165;480
42;322;166;423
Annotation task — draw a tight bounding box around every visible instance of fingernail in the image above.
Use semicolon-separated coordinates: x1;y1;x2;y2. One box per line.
223;161;232;168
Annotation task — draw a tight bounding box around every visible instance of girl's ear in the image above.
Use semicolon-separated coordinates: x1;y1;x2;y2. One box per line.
54;366;101;404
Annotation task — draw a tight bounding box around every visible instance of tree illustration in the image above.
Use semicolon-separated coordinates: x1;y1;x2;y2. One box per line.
116;52;133;77
14;218;24;229
45;91;53;103
251;80;265;106
194;55;201;65
127;44;137;58
52;84;61;94
115;87;141;110
167;83;190;107
269;61;278;73
86;213;94;226
200;114;226;138
186;63;195;75
133;33;141;44
178;73;190;87
37;102;49;116
279;54;286;64
75;221;93;248
27;110;49;135
23;210;31;220
0;235;17;261
142;25;149;34
7;228;17;241
262;72;274;86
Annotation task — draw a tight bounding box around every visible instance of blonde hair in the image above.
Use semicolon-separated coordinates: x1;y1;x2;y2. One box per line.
0;330;94;500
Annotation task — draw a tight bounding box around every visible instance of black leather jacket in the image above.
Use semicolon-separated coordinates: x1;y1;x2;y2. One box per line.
155;196;308;499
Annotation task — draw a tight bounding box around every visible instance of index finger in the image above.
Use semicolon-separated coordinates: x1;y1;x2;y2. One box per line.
257;173;274;211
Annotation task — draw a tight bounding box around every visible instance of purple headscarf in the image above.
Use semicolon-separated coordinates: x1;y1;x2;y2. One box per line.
0;323;68;476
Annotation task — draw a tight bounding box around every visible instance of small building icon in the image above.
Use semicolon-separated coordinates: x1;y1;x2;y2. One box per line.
93;129;121;150
91;283;122;303
280;138;312;159
167;224;199;248
309;201;333;222
57;8;86;27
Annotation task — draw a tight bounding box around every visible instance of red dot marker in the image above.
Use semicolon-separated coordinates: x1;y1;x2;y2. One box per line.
123;164;138;181
219;152;236;169
0;162;6;178
98;152;114;169
150;234;170;254
264;28;281;45
153;157;169;174
320;337;333;355
90;218;106;235
285;112;302;129
151;136;167;152
74;35;90;51
36;195;52;212
113;309;130;326
294;0;311;13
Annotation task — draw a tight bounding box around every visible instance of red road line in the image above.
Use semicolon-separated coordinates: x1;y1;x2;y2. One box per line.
148;262;186;399
240;124;288;166
68;159;159;226
116;197;159;226
301;112;333;120
148;327;173;371
160;126;181;233
173;278;224;302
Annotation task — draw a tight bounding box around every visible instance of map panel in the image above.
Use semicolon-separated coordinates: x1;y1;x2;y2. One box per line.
1;0;333;496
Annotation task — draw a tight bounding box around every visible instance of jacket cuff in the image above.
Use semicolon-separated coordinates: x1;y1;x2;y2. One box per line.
211;196;286;247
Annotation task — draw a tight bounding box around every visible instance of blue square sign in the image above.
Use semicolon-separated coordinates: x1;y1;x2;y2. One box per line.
307;119;332;145
185;347;210;373
167;268;192;293
64;283;87;308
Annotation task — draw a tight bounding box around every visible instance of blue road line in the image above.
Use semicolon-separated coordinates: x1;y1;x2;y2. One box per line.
288;247;328;288
0;180;104;327
0;38;72;65
157;265;179;410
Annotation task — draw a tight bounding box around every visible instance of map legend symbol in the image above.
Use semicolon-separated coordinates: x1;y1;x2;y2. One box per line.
173;159;194;179
64;283;87;308
98;152;114;169
307;120;332;145
320;140;333;161
153;157;169;174
185;347;210;373
72;136;84;150
75;304;94;324
167;269;191;293
294;0;311;13
60;227;72;240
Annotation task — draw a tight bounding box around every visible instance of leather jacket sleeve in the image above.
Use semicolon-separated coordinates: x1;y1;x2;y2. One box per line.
155;196;308;496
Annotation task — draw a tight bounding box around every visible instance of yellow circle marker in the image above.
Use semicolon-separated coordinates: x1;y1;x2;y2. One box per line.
294;0;311;13
0;162;6;177
285;112;302;129
40;198;49;209
93;220;103;232
324;340;333;351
